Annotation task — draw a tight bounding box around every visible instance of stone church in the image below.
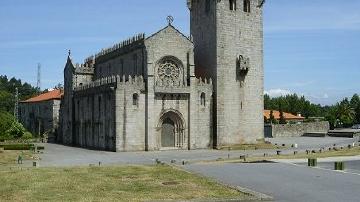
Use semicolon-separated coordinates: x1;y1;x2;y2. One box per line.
58;0;265;152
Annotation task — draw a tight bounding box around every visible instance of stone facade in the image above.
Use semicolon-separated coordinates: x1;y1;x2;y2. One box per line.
59;0;264;151
19;91;62;141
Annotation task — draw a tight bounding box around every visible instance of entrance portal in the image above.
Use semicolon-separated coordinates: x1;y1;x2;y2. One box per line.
161;118;175;147
159;110;185;149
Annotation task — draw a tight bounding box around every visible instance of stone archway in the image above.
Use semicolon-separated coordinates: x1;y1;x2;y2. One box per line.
158;110;185;149
161;118;175;147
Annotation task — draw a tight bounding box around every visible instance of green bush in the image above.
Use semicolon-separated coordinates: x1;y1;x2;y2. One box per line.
0;144;45;151
0;111;15;139
1;144;33;150
22;132;33;140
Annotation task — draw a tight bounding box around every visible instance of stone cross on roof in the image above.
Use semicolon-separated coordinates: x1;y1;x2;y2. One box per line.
167;15;174;25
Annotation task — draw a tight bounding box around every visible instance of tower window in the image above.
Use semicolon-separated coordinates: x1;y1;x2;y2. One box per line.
230;0;237;11
133;54;138;75
244;0;250;13
200;93;206;106
205;0;211;14
120;59;124;77
133;93;139;106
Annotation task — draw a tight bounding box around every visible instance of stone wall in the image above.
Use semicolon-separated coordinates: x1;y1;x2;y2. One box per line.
265;121;330;138
19;99;60;137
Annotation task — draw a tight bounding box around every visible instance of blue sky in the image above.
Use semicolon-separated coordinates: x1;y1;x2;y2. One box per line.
0;0;359;106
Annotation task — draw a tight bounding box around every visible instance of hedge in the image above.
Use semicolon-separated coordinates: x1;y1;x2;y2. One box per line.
0;144;44;151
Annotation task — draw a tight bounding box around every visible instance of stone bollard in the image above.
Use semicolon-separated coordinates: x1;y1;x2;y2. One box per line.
335;162;345;171
308;158;317;167
294;151;298;155
240;155;246;161
33;161;39;168
98;162;102;167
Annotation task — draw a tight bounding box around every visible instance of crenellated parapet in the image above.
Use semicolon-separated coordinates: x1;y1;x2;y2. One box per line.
74;64;95;75
94;33;145;64
73;75;145;92
195;77;212;87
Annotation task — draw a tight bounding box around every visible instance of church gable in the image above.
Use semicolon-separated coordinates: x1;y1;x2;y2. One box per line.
145;25;193;49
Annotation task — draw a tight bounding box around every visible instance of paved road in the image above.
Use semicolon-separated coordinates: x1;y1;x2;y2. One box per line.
266;136;359;150
185;162;360;202
33;137;359;167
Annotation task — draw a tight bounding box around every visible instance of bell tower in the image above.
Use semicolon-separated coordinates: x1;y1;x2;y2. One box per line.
188;0;265;147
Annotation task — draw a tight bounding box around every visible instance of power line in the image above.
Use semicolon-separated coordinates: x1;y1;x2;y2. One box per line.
37;63;41;91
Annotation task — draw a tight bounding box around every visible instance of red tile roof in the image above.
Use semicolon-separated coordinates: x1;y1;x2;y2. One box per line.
21;89;63;103
264;110;305;120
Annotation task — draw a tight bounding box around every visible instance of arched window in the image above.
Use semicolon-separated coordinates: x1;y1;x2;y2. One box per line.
205;0;211;14
229;0;237;11
244;0;250;13
133;93;139;106
133;54;138;75
98;96;102;118
200;93;206;106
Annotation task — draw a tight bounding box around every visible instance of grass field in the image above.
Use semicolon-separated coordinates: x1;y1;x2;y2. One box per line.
0;150;34;166
0;165;249;202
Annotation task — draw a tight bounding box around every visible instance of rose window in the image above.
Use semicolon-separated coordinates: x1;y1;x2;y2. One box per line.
158;60;180;84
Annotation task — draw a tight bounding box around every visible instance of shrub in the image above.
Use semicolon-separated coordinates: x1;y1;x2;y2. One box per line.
22;132;33;140
5;121;27;139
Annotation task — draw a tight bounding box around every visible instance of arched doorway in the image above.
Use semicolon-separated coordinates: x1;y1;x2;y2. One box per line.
159;110;185;149
161;118;175;147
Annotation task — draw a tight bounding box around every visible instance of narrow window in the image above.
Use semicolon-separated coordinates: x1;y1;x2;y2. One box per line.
230;0;237;11
98;96;101;119
120;59;124;76
133;54;138;75
200;93;206;106
244;0;250;13
205;0;211;14
133;93;139;106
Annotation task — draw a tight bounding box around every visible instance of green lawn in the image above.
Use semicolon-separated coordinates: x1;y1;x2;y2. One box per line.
0;165;249;202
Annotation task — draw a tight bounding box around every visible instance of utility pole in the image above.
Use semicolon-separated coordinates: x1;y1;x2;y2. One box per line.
14;87;19;121
37;63;41;91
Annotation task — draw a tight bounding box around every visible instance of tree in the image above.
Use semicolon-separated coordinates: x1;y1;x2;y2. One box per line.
336;99;355;128
350;94;360;109
355;102;360;124
279;110;287;124
269;110;277;124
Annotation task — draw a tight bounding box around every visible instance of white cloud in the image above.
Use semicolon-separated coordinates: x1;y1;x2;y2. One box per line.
264;89;292;97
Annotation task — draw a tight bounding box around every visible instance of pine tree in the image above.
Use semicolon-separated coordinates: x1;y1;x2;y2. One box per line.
279;110;287;124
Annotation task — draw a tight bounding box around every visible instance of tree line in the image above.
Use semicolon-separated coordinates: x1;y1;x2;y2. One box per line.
0;75;40;140
265;93;360;129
